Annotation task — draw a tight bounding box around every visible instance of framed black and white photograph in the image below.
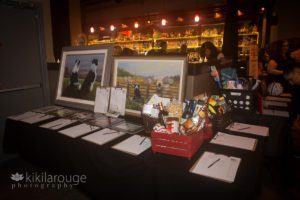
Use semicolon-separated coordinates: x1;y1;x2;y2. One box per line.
55;44;113;110
112;56;188;116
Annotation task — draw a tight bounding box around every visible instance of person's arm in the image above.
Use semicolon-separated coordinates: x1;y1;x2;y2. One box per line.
267;59;283;75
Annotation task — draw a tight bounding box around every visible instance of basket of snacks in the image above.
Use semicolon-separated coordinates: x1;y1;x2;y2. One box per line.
150;94;211;159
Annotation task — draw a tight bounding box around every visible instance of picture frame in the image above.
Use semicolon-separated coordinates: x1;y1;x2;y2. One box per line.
55;44;113;111
112;56;187;116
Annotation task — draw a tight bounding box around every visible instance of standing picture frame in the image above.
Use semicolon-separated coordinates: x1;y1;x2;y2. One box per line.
112;56;188;116
55;44;113;111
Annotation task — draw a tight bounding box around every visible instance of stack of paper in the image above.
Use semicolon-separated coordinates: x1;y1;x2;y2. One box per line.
32;105;63;114
112;135;151;156
190;151;241;183
226;122;269;137
82;128;126;145
210;132;257;151
58;123;99;138
40;118;77;130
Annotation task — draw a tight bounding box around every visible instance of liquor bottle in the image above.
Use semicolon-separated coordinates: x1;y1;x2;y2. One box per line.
158;102;168;127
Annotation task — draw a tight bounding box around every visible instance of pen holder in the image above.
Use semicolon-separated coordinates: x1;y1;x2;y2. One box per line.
211;111;232;130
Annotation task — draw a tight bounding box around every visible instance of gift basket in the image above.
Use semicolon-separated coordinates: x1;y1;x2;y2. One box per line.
142;93;212;159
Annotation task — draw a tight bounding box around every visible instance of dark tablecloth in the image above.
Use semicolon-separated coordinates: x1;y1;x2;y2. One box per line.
3;113;287;200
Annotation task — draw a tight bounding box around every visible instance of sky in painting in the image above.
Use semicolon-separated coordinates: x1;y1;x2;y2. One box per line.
117;60;182;77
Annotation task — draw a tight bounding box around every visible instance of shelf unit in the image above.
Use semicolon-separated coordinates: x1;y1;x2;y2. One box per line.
87;24;260;57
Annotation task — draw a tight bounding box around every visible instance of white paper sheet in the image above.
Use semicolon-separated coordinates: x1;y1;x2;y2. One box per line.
226;122;269;137
8;111;38;120
58;123;99;138
109;87;127;116
94;87;110;114
210;132;257;151
82;128;126;145
20;114;55;124
112;135;151;156
40;118;77;130
190;151;241;183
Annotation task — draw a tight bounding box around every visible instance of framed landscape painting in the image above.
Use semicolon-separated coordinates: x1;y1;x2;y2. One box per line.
55;44;113;111
112;56;187;116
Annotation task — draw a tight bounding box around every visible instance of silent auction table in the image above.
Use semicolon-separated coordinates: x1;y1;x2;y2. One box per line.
3;112;287;200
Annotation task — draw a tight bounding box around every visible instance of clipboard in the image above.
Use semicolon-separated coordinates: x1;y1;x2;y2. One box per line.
190;151;241;183
94;87;127;117
210;132;257;151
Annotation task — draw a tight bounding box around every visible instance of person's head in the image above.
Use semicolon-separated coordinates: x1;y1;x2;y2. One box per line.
259;48;270;62
199;42;218;61
180;44;188;54
159;41;167;51
284;62;300;85
113;45;122;56
281;40;289;55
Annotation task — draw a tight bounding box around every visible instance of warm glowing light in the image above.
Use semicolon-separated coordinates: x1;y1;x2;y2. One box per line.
261;7;265;12
194;15;200;22
238;10;243;16
121;24;128;28
147;20;151;24
90;27;95;33
99;27;105;31
110;25;115;31
161;18;167;26
134;22;139;29
177;17;184;22
214;12;222;18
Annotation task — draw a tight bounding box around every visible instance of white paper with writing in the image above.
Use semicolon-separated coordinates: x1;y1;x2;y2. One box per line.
112;135;151;156
82;128;126;145
59;123;99;138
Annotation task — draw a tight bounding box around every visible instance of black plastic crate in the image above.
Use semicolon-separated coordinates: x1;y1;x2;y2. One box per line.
221;89;256;112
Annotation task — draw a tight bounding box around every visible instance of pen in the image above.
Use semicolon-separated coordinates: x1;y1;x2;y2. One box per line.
139;137;146;145
103;131;119;135
208;158;221;168
238;127;250;130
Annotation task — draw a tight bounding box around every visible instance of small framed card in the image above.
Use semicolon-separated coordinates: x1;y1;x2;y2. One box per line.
87;115;124;128
50;108;77;118
111;121;144;134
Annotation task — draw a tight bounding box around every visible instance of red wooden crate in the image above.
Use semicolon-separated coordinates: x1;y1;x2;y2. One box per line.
151;131;204;159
